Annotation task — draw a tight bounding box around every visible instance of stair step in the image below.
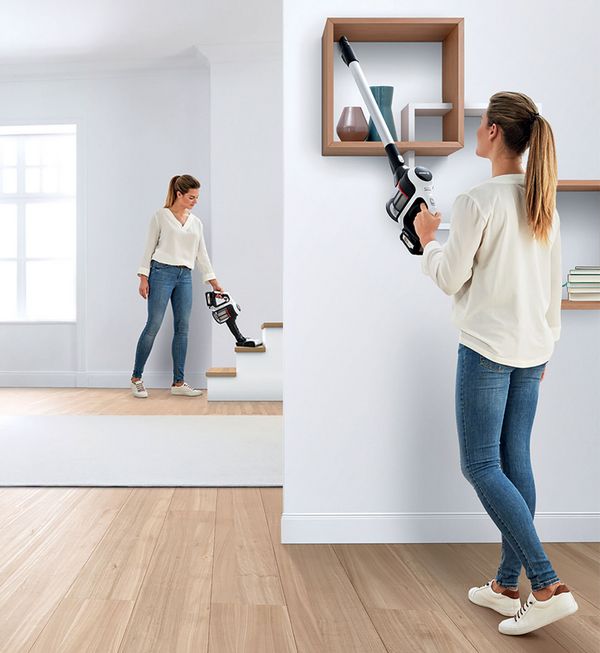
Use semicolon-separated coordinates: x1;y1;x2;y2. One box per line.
235;345;267;353
206;367;237;378
261;322;283;329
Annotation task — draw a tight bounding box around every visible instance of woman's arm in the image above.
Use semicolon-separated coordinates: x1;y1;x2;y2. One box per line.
137;213;160;278
196;222;222;290
420;194;486;295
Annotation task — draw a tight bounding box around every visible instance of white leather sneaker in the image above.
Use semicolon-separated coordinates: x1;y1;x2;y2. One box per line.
468;580;521;616
171;382;203;397
131;380;148;398
499;584;578;636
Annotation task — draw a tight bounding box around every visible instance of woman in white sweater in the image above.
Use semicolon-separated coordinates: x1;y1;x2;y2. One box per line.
131;174;222;398
414;92;577;636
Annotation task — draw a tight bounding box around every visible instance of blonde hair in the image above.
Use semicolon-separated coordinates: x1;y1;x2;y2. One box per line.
487;92;557;244
164;174;201;208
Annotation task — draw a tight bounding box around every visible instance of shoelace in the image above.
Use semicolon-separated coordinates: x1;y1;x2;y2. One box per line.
135;382;145;391
514;599;533;621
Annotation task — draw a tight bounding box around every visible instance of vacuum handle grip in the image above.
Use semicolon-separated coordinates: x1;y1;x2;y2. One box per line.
339;36;358;66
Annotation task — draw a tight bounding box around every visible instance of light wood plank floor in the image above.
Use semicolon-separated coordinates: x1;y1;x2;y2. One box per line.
0;388;282;415
0;488;597;653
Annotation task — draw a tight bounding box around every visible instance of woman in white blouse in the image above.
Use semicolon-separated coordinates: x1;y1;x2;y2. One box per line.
414;92;577;636
131;174;222;398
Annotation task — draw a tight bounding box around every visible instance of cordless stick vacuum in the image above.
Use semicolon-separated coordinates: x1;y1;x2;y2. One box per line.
338;36;436;255
205;291;262;348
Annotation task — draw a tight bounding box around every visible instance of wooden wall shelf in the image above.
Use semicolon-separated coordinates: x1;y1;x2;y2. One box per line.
561;300;600;310
557;180;600;192
322;17;464;157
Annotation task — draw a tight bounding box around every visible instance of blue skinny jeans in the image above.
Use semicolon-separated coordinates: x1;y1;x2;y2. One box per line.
456;344;560;592
133;260;193;384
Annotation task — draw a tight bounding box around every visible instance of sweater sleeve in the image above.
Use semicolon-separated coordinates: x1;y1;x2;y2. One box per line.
137;212;160;277
421;193;486;295
546;217;562;341
195;221;216;283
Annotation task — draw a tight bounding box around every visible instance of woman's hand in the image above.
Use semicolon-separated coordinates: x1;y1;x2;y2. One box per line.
138;275;149;299
414;202;442;247
209;278;224;292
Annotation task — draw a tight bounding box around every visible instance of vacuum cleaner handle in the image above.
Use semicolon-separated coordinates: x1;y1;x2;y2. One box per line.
338;36;407;186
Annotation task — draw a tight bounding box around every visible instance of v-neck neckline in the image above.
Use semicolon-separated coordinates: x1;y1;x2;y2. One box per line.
167;208;190;229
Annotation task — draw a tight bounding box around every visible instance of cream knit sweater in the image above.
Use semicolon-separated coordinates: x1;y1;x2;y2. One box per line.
422;174;562;367
137;208;216;282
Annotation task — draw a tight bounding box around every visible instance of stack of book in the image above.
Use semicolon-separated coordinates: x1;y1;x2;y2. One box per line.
567;266;600;302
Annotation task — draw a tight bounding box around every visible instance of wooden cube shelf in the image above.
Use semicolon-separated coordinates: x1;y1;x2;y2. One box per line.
322;17;464;156
557;180;600;191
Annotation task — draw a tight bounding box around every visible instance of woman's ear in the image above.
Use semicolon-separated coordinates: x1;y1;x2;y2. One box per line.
489;123;500;141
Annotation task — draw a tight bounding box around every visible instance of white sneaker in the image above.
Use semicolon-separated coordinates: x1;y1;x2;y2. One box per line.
499;585;578;636
131;380;148;398
171;382;203;397
468;580;521;617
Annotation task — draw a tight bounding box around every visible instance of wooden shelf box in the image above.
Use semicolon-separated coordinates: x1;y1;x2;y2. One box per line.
322;17;464;156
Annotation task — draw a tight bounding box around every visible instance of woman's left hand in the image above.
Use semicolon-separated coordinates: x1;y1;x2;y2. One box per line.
414;202;442;247
209;279;224;292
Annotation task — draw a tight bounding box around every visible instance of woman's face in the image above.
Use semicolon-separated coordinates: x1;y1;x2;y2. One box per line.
476;111;493;159
178;189;199;210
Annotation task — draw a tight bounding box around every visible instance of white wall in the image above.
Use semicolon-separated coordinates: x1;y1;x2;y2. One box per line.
0;64;213;388
207;45;283;366
282;0;600;542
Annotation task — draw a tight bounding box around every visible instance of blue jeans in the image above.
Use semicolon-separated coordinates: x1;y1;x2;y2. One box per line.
133;260;193;383
456;344;560;591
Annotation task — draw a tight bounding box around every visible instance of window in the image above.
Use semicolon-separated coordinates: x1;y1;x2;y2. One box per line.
0;124;76;321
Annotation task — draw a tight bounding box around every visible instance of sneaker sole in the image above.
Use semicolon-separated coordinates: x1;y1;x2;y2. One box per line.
499;594;579;635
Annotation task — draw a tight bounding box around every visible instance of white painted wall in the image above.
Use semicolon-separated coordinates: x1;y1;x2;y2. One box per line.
0;64;213;388
282;0;600;542
207;45;283;366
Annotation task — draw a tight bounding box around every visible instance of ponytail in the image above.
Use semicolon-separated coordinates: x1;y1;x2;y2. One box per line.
164;174;201;208
487;92;557;244
525;116;557;244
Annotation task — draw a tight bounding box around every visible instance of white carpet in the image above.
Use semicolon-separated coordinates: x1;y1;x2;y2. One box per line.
0;416;282;486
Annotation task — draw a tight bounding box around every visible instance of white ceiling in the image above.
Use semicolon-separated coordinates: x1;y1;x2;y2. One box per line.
0;0;281;65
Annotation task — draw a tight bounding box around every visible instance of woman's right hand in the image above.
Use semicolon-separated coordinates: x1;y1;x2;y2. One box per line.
138;275;149;299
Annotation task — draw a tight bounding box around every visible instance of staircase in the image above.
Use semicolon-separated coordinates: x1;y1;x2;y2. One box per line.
206;322;282;400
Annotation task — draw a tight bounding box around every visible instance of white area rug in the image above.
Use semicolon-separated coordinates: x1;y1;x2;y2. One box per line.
0;416;282;486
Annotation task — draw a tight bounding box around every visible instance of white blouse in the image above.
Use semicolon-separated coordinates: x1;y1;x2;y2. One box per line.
422;174;562;368
137;208;216;282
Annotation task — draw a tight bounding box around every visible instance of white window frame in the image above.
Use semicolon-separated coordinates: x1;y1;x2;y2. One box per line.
0;124;77;323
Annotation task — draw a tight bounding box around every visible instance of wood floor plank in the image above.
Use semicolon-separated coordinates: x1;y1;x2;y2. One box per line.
387;543;567;652
261;488;388;653
208;488;297;653
117;491;216;652
29;598;134;653
211;489;286;606
170;488;217;512
209;604;297;653
0;488;86;588
334;543;477;652
0;488;130;653
0;487;40;525
67;488;174;601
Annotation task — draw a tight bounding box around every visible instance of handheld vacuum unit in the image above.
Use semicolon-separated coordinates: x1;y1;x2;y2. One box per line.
205;291;262;348
338;35;436;255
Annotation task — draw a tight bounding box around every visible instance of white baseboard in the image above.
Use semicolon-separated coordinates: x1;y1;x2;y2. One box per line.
281;512;600;543
0;371;207;389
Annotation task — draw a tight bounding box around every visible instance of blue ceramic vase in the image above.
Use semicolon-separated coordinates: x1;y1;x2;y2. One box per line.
367;86;397;142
